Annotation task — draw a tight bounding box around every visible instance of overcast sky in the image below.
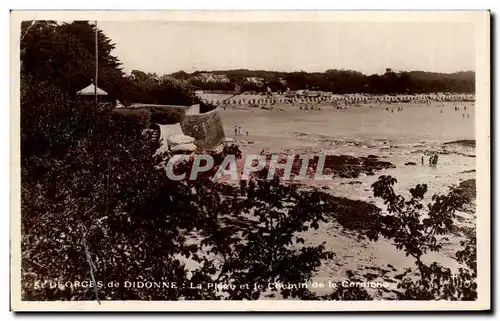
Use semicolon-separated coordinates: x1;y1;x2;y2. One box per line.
97;21;475;75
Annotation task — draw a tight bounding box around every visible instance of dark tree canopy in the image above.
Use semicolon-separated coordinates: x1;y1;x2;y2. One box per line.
171;69;475;94
21;21;123;100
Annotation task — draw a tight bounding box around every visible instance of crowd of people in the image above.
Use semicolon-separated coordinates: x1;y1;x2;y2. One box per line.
455;105;470;118
424;154;440;168
234;125;249;137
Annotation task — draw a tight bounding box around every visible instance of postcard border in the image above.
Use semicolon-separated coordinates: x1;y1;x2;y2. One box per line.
9;10;491;312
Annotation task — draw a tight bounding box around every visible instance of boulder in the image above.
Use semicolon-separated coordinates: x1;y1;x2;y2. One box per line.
158;123;183;139
170;143;197;153
167;134;195;146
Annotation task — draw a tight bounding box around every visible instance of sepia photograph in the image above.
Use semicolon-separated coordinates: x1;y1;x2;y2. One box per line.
10;10;490;311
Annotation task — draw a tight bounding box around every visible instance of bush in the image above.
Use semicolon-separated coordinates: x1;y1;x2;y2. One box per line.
370;175;477;300
150;107;185;124
110;109;151;128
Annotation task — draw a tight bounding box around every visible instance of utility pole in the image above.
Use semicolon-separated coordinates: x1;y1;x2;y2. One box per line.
95;20;98;102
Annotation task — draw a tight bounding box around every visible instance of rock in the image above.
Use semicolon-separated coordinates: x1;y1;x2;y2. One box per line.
367;154;378;159
170;143;197;153
405;162;417;166
167;134;195;146
158;123;184;140
211;143;225;154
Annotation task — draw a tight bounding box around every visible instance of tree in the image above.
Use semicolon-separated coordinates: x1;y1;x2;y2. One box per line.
370;175;477;300
21;21;123;99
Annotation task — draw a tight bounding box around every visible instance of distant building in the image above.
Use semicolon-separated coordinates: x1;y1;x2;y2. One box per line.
195;73;231;83
161;75;190;87
214;74;231;83
244;77;265;87
303;90;321;98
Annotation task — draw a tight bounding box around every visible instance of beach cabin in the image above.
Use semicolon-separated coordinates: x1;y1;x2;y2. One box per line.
76;80;108;103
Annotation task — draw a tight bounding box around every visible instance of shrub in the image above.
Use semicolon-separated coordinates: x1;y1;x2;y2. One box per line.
370;175;477;300
150;107;185;124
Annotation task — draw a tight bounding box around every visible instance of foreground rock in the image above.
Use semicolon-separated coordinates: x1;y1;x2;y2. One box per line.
170;143;197;153
167;134;197;154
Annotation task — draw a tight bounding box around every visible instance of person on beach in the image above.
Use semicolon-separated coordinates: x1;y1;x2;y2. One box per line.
429;155;434;167
234;126;238;136
432;154;439;167
240;179;247;195
246;130;249;136
421;155;424;165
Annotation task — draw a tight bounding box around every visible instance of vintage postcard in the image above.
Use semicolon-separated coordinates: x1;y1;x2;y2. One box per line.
10;10;490;311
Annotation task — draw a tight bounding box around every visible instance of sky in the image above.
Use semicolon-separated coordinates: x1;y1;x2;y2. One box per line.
97;21;475;76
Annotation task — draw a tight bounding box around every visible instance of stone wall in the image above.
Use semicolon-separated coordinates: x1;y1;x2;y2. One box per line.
180;108;225;150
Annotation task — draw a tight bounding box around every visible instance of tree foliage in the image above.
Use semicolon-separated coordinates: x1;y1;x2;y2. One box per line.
175;68;475;94
370;176;477;300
